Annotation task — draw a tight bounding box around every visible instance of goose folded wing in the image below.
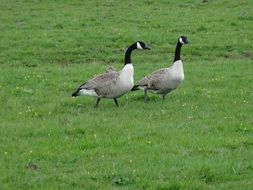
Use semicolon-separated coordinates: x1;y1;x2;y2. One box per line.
79;72;120;91
136;69;167;89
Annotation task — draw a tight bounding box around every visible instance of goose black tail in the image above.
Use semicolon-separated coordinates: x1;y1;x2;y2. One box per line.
131;85;140;91
72;89;80;97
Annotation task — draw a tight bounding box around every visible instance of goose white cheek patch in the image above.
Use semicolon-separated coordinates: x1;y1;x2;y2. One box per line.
179;37;184;44
137;42;143;49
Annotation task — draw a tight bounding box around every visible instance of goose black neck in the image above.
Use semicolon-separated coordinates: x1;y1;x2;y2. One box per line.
174;42;183;62
125;43;136;65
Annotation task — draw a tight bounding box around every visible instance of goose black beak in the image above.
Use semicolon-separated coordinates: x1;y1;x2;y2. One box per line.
145;46;151;50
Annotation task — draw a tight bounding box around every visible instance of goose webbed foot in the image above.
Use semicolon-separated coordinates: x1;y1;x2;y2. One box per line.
114;98;119;107
95;98;101;108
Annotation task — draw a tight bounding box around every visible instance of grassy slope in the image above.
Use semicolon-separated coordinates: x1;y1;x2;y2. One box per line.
0;0;253;189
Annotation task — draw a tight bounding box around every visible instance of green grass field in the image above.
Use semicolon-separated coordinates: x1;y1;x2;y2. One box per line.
0;0;253;189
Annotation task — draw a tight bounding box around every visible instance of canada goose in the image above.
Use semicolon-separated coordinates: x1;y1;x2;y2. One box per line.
132;36;189;101
72;41;151;107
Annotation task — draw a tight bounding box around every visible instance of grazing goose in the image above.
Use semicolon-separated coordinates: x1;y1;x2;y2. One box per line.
72;41;151;107
132;36;189;101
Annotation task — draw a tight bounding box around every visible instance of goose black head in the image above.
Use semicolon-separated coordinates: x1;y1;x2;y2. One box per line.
178;36;189;45
136;41;151;50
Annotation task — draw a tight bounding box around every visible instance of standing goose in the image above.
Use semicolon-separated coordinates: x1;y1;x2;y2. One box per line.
72;41;151;107
132;36;189;101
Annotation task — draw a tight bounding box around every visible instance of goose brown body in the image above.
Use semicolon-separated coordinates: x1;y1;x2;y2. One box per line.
75;64;133;99
135;60;184;95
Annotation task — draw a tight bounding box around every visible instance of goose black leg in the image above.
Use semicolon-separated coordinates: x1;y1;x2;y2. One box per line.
162;94;166;100
144;88;148;102
95;98;101;108
113;98;119;107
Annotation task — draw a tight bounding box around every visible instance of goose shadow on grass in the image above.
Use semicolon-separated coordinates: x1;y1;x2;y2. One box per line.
68;98;126;109
67;93;171;110
128;93;167;103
